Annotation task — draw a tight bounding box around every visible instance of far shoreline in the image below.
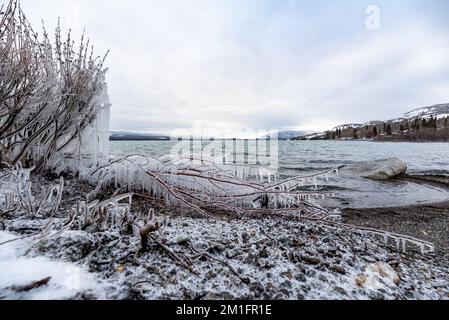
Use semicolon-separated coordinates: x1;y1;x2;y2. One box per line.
109;138;449;143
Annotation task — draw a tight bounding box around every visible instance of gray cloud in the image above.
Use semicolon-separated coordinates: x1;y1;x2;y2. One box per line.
20;0;449;133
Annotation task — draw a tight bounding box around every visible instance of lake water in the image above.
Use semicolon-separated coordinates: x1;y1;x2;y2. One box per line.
110;140;449;209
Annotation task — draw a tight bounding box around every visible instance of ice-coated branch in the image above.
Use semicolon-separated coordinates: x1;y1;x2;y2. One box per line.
0;163;64;217
0;0;109;171
81;154;340;219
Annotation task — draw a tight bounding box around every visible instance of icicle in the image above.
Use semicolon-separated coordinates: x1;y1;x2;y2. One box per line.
402;239;407;253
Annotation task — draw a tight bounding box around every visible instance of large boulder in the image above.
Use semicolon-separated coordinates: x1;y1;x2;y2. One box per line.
341;158;407;180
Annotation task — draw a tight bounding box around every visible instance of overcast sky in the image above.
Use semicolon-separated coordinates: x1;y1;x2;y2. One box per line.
19;0;449;134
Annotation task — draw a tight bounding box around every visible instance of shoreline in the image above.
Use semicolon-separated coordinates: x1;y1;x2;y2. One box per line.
343;201;449;254
1;172;449;299
343;174;449;254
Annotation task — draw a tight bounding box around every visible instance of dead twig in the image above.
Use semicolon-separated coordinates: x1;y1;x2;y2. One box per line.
150;234;197;275
10;277;51;292
188;241;250;284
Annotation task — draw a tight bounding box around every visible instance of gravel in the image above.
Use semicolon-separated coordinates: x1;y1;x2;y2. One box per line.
1;173;449;300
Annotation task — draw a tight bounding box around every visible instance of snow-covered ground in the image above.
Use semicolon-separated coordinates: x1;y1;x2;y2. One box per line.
1;172;448;300
0;231;108;300
1;213;449;300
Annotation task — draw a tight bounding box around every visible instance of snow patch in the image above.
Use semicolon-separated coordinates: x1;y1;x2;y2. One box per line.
0;231;107;300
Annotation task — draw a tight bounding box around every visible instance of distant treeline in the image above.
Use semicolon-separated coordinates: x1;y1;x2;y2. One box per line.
324;116;449;142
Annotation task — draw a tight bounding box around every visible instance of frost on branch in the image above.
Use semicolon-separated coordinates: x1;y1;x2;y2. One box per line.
0;0;110;172
85;154;341;219
0;163;63;217
80;155;435;255
72;192;133;231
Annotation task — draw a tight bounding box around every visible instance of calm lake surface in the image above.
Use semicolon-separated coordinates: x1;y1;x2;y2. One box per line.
110;140;449;208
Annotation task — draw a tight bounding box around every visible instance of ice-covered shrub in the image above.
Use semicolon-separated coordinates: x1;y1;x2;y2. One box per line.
0;0;110;172
72;193;133;231
84;154;340;220
0;163;63;217
70;192;168;251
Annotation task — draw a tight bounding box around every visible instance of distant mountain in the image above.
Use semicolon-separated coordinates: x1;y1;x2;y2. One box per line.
110;131;170;141
294;132;327;141
294;103;449;142
401;103;449;120
266;130;309;140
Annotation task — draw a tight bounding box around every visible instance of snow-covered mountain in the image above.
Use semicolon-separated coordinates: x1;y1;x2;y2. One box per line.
333;123;363;131
294;132;326;140
266;130;309;140
294;103;449;141
402;103;449;120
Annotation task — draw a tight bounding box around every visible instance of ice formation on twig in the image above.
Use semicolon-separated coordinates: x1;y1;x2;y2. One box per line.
0;163;64;217
81;154;340;220
0;0;110;172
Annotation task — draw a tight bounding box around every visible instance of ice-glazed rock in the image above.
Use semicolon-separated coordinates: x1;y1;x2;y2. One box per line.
341;158;407;180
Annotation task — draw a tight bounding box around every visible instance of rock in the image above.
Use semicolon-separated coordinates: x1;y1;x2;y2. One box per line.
205;270;216;280
249;282;265;295
388;260;401;270
404;290;415;299
281;271;294;280
363;256;377;264
259;246;269;258
296;274;307;283
356;263;400;290
305;269;317;277
225;249;238;259
341;158;407;180
244;253;255;264
256;258;266;268
297;293;306;300
334;286;348;296
241;231;250;242
281;280;292;289
279;288;291;297
370;262;393;278
176;237;190;246
300;255;321;265
266;282;275;292
207;244;224;254
272;293;286;300
195;241;209;251
332;265;347;275
356;275;368;288
369;291;387;300
202;292;234;300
